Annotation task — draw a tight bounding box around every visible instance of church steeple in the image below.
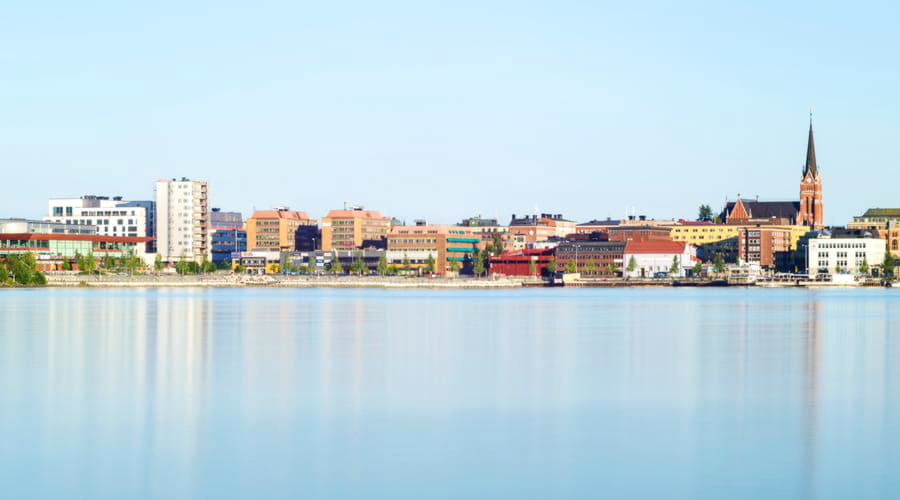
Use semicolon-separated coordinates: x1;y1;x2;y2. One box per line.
799;114;823;229
804;114;818;178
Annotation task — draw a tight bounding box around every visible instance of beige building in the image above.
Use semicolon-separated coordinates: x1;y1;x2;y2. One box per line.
321;208;391;251
245;208;316;252
849;208;900;253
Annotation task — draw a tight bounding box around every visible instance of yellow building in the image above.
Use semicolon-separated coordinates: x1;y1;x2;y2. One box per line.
321;208;391;251
245;208;316;252
670;223;809;250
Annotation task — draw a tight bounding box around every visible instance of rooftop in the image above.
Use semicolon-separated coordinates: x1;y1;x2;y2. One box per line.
624;240;688;254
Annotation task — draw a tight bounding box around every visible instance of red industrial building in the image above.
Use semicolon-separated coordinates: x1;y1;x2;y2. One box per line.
489;248;555;277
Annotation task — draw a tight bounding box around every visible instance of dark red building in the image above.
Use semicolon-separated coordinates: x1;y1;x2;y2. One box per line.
489;248;554;277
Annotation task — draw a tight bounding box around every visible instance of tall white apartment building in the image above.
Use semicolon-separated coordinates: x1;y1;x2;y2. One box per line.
155;178;210;263
44;195;156;252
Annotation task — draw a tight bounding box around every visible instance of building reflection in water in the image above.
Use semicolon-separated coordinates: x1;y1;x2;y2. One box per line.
1;288;898;499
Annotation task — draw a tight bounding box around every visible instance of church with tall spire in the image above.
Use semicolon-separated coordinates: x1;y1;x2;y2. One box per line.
720;117;825;228
798;116;824;229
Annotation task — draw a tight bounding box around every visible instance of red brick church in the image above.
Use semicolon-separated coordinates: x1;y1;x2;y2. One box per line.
721;119;824;229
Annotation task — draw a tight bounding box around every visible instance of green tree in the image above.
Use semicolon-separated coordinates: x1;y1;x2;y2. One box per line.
713;253;727;274
490;234;504;256
449;259;461;273
860;256;870;275
698;204;713;222
669;255;680;275
175;252;188;275
154;253;164;272
473;251;485;276
351;251;367;275
546;257;556;274
307;255;317;274
376;252;388;276
692;260;703;277
202;258;217;274
565;260;577;273
402;253;412;273
627;256;637;273
883;250;896;278
584;260;596;275
61;259;72;271
425;254;436;274
606;263;617;276
386;264;398;275
331;254;344;274
528;259;537;276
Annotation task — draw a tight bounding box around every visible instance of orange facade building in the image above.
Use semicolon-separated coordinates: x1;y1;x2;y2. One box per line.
321;208;391;251
245;208;316;252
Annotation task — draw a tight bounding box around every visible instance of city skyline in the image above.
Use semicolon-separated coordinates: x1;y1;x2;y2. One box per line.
5;1;899;224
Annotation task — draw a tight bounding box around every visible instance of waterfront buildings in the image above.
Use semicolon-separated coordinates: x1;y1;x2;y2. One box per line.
211;228;247;265
387;224;480;275
245;208;316;252
849;208;900;253
0;219;151;271
489;248;555;277
805;232;885;275
508;213;576;244
44;195;155;253
607;225;672;242
623;240;696;278
736;226;793;270
321;207;391;251
554;240;625;277
155;178;210;263
670;222;740;246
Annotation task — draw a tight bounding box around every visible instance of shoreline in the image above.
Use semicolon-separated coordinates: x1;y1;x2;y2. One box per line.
34;273;897;289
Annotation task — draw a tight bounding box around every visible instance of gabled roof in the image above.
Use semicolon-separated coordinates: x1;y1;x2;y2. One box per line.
624;240;687;254
723;200;800;221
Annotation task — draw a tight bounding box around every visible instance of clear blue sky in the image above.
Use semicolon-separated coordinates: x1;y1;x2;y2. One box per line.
3;1;898;225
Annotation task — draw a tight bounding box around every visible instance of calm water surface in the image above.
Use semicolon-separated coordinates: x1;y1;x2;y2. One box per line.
1;288;898;499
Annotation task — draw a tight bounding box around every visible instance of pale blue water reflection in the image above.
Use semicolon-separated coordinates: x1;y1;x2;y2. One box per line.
1;288;898;499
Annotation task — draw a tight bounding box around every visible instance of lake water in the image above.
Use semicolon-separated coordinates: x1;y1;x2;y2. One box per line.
1;288;898;499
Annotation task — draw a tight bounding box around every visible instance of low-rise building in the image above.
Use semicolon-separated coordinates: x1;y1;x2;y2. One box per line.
387;225;480;275
489;248;554;277
623;240;696;278
554;240;625;277
211;228;247;265
44;195;156;253
0;219;152;271
804;231;886;275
